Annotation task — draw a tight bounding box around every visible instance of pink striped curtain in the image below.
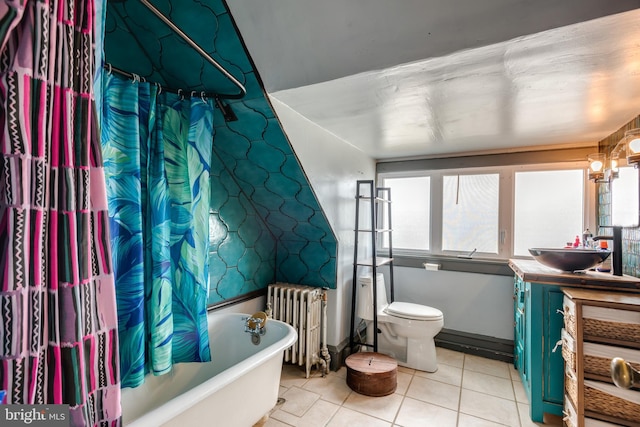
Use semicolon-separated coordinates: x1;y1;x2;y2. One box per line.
0;1;121;426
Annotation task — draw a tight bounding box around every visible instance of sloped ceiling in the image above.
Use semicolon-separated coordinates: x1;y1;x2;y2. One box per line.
228;1;640;159
105;0;640;159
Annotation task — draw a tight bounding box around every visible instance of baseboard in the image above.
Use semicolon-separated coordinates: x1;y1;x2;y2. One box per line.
327;343;349;372
328;328;514;371
435;328;514;363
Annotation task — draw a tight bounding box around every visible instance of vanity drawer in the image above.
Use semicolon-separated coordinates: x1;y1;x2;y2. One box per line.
583;342;640;379
564;397;624;427
566;365;640;424
582;305;640;343
583;379;640;424
564;328;640;379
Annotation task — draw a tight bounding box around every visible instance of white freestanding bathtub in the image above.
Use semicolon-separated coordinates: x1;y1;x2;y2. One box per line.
121;312;297;427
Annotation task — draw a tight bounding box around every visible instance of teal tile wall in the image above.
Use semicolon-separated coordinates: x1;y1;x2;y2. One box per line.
208;148;277;304
104;0;338;305
597;115;640;278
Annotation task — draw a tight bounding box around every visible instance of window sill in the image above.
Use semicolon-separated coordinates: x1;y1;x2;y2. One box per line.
392;254;513;276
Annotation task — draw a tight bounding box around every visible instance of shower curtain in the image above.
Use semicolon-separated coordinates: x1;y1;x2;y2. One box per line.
101;73;213;388
0;1;122;426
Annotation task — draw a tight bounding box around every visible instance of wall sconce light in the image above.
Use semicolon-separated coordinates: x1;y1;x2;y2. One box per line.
588;153;605;182
607;152;620;181
624;128;640;167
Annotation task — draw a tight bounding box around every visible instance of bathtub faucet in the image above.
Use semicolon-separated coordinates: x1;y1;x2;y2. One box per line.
245;311;268;336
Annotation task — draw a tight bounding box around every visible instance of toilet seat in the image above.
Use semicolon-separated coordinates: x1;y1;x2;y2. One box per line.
385;302;443;321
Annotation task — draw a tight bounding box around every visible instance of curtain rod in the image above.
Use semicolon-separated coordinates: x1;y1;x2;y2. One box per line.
138;0;246;100
104;64;239;122
104;64;209;98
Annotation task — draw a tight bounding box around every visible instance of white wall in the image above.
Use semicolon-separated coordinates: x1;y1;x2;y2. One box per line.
388;267;514;340
270;97;514;345
269;97;376;348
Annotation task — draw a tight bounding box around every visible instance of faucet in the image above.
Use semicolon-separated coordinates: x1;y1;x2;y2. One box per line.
245;311;268;336
592;225;623;276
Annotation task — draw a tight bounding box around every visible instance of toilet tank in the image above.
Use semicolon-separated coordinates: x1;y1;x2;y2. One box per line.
356;273;388;320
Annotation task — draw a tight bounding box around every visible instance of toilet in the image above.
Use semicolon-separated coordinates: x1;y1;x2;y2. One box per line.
356;273;444;372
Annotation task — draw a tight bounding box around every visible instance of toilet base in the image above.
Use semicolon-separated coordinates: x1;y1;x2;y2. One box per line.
406;337;438;372
366;323;439;373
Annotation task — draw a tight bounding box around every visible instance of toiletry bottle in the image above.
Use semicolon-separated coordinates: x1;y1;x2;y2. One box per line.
582;228;592;248
573;236;580;248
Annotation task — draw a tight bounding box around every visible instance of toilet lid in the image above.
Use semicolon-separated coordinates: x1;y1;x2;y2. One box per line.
385;302;443;320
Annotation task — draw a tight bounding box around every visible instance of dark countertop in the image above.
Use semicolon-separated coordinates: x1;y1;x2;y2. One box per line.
509;259;640;292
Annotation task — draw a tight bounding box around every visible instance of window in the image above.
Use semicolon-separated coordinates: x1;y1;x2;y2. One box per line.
381;176;430;251
380;162;593;260
513;169;584;256
442;174;499;253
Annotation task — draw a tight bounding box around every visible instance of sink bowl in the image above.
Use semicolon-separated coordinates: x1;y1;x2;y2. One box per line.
528;248;611;272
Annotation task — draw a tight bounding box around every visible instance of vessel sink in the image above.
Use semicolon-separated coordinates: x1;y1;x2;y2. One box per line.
528;248;611;272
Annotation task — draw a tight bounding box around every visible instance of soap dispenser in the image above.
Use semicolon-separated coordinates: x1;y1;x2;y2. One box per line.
582;228;593;248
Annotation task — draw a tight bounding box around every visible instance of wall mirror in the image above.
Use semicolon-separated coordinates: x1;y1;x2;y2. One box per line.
611;166;640;227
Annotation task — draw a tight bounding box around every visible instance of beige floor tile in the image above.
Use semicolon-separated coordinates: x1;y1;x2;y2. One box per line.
395;371;413;395
436;347;465;369
509;364;521;382
517;402;535;426
405;376;460;410
456;413;509;426
280;386;321;417
331;366;347;379
297;400;341;427
395;396;457;427
302;374;353;405
270;408;302;426
325;407;391;427
463;355;510;379
280;364;311;388
459;389;520;426
398;365;416;375
516;402;563;427
512;380;528;403
273;399;340;427
415;363;463;386
343;391;403;422
261;417;292;427
275;351;545;427
462;370;515;400
278;385;288;398
517;402;542;427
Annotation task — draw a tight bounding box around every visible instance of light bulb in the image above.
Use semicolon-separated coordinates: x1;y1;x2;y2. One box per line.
629;138;640;155
611;158;619;171
590;160;603;172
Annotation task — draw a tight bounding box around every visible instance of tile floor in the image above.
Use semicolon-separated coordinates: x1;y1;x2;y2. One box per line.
257;347;563;427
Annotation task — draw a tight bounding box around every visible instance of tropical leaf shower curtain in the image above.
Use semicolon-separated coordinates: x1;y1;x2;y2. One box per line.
0;0;122;426
101;73;213;388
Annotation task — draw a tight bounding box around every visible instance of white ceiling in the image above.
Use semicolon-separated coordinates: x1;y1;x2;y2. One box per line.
227;1;640;159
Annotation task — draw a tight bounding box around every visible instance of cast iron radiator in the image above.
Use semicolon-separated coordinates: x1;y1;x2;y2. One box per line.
267;283;330;378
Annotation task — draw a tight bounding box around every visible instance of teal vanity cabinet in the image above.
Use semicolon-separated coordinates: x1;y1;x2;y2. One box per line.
510;259;640;423
513;275;565;422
